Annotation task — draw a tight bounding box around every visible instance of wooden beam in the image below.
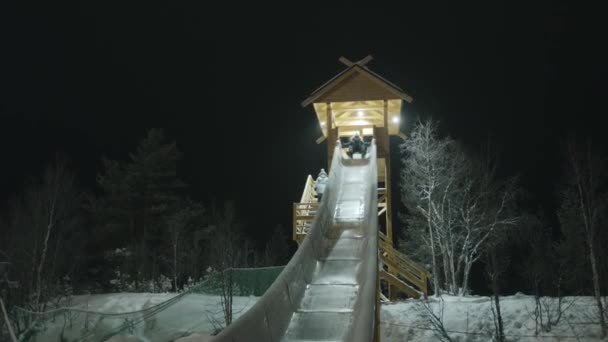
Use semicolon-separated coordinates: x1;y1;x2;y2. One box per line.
329;100;399;111
339;56;353;66
379;270;423;299
326;101;332;128
334;120;384;128
383;100;388;128
357;55;373;66
334;110;384;120
333;109;385;119
326;102;333;170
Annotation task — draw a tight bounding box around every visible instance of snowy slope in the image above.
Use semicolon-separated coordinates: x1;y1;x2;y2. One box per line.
381;293;606;341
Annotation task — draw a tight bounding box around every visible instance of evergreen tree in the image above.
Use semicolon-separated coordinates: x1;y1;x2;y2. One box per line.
166;199;206;290
96;129;185;286
265;224;289;265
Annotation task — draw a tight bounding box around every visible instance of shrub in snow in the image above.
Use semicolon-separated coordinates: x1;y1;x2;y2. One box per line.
157;274;173;293
181;276;201;293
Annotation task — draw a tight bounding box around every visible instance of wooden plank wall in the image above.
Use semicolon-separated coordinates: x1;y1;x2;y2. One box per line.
317;72;398;103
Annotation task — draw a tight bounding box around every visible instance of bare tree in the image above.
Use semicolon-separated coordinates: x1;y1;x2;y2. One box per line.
1;156;82;313
456;167;519;296
558;139;607;337
401;118;453;293
32;158;77;309
401;119;518;296
208;201;245;328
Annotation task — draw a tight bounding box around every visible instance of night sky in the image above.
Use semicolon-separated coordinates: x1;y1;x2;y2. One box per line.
1;1;606;243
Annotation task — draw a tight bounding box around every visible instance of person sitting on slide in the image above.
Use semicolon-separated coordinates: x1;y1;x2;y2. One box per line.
347;132;366;158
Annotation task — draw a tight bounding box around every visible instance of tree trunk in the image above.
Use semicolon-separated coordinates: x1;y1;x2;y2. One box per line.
29;239;38;299
449;252;457;295
493;293;505;342
33;221;54;310
427;204;440;294
588;238;607;337
442;248;450;293
130;215;140;289
490;250;505;342
173;240;178;292
460;258;471;296
221;269;234;326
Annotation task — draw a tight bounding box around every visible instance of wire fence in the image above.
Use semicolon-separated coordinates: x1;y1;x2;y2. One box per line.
9;266;284;342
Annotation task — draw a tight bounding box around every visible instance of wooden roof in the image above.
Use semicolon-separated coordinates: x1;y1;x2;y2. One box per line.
301;56;413;107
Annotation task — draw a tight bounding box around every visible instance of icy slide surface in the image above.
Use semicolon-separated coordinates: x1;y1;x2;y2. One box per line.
214;142;378;342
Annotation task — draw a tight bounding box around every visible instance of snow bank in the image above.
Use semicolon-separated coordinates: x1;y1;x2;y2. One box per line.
381;294;605;341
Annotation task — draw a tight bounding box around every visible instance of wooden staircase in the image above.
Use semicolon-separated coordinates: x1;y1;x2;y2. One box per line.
378;232;429;299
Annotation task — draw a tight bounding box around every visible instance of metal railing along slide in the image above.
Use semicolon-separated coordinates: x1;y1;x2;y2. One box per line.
214;140;379;342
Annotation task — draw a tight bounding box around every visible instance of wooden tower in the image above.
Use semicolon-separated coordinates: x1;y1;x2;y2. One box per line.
293;56;429;301
301;55;410;247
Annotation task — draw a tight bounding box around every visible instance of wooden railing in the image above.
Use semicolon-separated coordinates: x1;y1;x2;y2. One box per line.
380;270;422;299
292;174;320;245
292;202;320;245
299;174;317;204
379;231;429;298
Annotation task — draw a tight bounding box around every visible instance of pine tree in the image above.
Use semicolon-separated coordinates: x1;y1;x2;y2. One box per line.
97;129;185;286
266;224;289;265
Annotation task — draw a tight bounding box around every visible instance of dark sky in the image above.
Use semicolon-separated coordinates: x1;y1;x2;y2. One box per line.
1;1;606;242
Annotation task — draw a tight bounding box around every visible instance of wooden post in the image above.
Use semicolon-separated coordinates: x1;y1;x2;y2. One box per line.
374;232;381;342
422;272;428;298
383;100;393;244
292;203;297;244
326;102;334;170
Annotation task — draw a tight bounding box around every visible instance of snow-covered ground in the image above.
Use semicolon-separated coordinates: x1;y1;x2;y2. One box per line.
382;293;606;341
25;292;258;342
28;292;606;341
